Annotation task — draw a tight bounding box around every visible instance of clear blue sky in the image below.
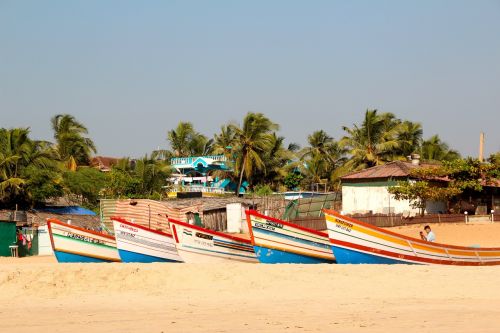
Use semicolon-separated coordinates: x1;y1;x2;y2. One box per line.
1;0;499;158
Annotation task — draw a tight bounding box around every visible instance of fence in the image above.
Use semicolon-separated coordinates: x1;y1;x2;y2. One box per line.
289;217;328;231
246;192;342;221
288;213;474;230
347;213;467;228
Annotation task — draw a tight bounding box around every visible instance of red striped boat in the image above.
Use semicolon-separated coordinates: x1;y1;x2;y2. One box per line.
324;209;500;265
112;216;182;263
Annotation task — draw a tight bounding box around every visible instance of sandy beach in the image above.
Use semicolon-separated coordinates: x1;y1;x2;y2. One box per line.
1;222;500;333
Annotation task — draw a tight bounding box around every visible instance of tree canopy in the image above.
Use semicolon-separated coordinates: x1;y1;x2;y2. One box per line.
1;110;493;210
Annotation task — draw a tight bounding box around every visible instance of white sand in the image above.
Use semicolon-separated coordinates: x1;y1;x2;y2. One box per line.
1;222;500;333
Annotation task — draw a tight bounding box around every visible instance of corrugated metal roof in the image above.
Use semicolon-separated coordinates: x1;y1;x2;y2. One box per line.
341;161;437;180
341;161;500;187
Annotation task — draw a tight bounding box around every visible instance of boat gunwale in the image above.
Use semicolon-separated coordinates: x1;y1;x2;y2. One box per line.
111;216;173;238
324;209;500;251
167;218;252;245
246;210;328;238
47;218;116;241
331;238;500;266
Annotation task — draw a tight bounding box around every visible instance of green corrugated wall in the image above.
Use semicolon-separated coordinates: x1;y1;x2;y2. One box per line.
0;221;17;257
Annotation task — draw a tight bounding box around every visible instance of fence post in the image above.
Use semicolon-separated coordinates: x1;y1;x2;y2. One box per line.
491;210;495;223
464;211;468;224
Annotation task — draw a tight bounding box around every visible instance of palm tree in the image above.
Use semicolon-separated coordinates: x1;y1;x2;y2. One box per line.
0;128;57;205
301;130;334;161
251;133;295;190
212;124;236;157
396;121;423;157
300;153;328;186
302;130;346;165
231;113;278;195
188;134;213;156
167;122;195;157
167;122;212;157
132;152;172;195
0;128;31;200
51;114;97;166
300;130;347;190
420;135;460;161
340;109;403;170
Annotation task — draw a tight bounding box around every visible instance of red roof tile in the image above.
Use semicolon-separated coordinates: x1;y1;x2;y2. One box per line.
90;156;120;171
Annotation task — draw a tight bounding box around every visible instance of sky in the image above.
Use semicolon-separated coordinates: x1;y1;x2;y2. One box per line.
1;0;499;158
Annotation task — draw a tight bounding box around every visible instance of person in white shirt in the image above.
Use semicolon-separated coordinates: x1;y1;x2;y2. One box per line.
420;225;435;242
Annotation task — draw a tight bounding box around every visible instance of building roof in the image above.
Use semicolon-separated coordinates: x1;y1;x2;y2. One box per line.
90;156;120;172
341;161;439;181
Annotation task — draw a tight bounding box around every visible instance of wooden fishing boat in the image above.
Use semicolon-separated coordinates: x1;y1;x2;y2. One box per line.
324;209;500;265
112;216;182;263
168;218;258;263
47;218;121;263
245;210;335;264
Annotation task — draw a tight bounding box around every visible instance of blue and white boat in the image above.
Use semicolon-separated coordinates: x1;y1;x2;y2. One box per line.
47;218;121;263
245;210;335;264
112;216;183;263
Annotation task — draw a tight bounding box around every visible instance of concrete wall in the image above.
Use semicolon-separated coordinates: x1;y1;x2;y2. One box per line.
37;225;53;256
342;183;446;215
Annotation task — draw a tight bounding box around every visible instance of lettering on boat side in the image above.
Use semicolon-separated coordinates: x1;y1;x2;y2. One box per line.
120;224;138;233
117;231;136;239
195;232;213;240
194;238;214;247
255;221;283;231
66;232;105;245
335;219;353;233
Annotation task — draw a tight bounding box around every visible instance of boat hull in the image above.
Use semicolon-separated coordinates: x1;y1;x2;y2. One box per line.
112;218;182;263
253;245;333;264
246;210;335;264
324;209;500;266
330;245;416;265
48;219;121;263
117;249;177;263
169;219;258;263
53;250;113;263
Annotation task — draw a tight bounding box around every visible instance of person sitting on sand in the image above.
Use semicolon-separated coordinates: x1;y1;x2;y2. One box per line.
420;225;435;242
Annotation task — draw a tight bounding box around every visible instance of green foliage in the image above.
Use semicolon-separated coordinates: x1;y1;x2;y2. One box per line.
23;166;64;203
441;158;484;192
63;167;108;207
132;153;172;195
487;152;500;179
341;110;407;170
253;184;273;196
51;114;97;166
103;153;172;198
300;130;346;190
389;181;460;215
250;133;296;191
420;135;460;162
104;168;139;197
167;122;213;157
231;112;279;194
284;172;304;190
0;128;59;207
390;158;500;215
1;110;493;210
